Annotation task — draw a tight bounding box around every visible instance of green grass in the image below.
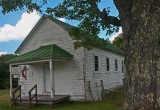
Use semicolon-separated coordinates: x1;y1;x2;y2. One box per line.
0;89;9;96
0;89;124;110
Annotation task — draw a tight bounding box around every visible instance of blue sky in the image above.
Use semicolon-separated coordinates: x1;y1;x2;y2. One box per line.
0;0;121;55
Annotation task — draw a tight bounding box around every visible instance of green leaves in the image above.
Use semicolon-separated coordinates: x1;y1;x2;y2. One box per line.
112;33;123;50
46;0;120;37
0;0;47;14
0;0;120;36
69;27;107;49
0;0;121;48
0;54;18;89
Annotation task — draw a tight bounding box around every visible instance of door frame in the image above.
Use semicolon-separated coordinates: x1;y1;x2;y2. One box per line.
43;64;51;93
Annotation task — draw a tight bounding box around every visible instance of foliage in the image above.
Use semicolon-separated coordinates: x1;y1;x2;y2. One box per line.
0;0;120;48
1;0;159;109
112;33;123;50
0;88;124;110
69;27;107;49
0;0;47;14
0;54;18;89
47;0;120;46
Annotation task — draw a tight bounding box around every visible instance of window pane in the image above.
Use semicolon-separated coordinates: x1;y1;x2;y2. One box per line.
106;58;110;71
94;56;98;71
122;60;124;72
115;59;118;71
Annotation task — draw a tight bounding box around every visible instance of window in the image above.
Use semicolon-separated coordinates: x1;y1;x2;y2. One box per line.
122;60;124;72
94;56;99;71
106;58;110;71
115;59;118;71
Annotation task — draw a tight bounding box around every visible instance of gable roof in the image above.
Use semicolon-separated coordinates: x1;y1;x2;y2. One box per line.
105;40;123;55
15;15;46;54
15;15;123;55
15;15;74;54
49;16;74;31
8;44;73;63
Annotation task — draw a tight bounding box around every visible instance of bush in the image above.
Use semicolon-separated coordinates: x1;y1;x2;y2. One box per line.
0;54;18;89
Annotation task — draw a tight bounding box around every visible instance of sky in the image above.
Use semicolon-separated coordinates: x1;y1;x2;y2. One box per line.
0;0;122;56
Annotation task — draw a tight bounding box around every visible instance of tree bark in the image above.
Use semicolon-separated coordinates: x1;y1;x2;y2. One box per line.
114;0;160;110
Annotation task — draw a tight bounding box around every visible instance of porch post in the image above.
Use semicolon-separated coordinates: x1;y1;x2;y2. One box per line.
9;64;12;98
49;59;55;98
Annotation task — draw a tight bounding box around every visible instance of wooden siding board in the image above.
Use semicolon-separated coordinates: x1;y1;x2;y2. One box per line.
16;16;124;101
19;64;44;96
84;47;124;101
18;18;85;101
19;18;74;55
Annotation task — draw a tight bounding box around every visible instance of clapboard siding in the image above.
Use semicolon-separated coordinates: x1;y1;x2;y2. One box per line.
17;16;124;101
84;47;124;100
54;59;85;101
19;18;74;55
18;17;85;100
20;63;44;96
54;48;85;101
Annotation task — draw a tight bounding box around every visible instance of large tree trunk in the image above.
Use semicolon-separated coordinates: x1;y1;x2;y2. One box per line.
114;0;160;110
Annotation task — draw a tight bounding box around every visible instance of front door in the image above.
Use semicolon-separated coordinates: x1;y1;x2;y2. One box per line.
44;64;51;92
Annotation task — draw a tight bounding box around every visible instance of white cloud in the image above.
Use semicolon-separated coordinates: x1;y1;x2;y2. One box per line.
109;27;122;42
0;11;40;42
58;18;66;22
0;51;7;56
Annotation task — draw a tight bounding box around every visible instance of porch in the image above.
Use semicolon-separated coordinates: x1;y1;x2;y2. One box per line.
8;44;73;106
20;95;70;104
11;84;70;107
12;95;70;107
13;95;70;106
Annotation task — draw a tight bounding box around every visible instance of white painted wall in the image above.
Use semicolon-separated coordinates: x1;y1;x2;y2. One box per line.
84;47;124;101
17;16;124;101
19;63;44;96
19;18;74;55
18;17;85;101
54;56;85;101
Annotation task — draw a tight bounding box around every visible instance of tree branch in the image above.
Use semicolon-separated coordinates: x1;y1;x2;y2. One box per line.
87;0;121;26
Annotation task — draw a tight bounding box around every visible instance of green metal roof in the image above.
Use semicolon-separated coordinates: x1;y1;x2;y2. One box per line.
49;16;74;31
15;15;123;56
105;40;123;55
9;44;73;63
48;16;123;55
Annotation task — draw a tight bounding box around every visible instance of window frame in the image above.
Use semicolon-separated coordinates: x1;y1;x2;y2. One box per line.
94;56;99;71
106;58;110;72
115;59;118;72
122;60;124;72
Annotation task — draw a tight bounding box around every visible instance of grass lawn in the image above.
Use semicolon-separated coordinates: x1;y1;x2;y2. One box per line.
0;89;124;110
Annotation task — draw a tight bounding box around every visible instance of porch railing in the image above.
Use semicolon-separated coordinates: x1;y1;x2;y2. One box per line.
12;85;22;106
28;84;37;107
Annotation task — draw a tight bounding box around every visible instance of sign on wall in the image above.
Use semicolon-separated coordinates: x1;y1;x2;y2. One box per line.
11;66;21;75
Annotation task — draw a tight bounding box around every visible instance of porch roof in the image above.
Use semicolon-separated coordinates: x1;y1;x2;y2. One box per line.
8;44;73;64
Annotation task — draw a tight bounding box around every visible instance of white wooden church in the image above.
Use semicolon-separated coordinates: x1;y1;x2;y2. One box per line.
9;15;124;103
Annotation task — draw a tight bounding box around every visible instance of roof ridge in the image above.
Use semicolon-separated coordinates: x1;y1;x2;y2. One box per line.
46;15;74;31
15;14;123;56
46;16;123;55
8;44;73;63
15;16;46;54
